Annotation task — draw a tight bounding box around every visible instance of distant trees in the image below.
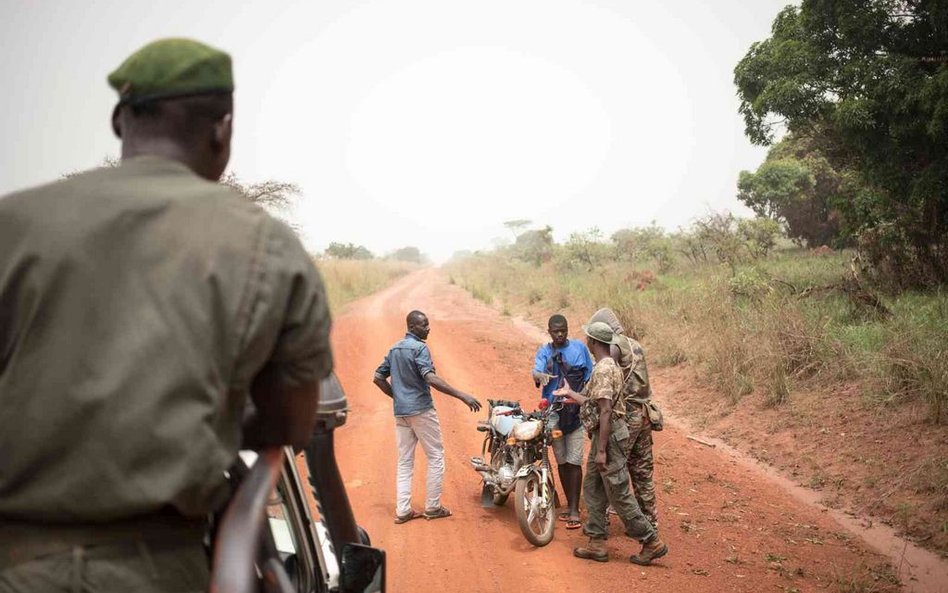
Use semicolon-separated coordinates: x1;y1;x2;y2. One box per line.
324;242;374;260
612;225;674;273
734;0;948;287
389;246;426;264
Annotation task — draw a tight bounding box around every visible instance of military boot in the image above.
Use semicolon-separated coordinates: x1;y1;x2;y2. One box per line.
573;537;609;562
629;535;668;566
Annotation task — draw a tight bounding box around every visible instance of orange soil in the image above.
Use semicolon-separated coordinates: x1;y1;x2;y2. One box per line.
326;270;913;593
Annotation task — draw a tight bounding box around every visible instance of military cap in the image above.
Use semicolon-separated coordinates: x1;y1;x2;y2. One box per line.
582;321;621;345
108;38;233;105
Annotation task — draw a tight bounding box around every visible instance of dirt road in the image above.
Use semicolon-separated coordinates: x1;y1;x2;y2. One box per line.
329;269;904;593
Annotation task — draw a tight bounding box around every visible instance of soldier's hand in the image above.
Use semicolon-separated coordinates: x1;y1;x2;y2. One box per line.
462;394;482;413
595;450;608;473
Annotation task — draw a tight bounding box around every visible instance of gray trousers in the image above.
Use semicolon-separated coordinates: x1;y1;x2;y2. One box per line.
583;429;656;543
395;408;445;516
0;539;208;593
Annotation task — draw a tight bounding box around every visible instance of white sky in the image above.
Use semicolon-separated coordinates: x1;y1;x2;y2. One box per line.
0;0;791;262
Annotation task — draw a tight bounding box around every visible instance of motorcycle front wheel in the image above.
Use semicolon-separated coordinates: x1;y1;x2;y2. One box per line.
514;473;555;546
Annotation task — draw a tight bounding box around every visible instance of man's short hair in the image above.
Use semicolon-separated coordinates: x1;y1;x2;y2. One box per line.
548;314;568;328
406;310;426;327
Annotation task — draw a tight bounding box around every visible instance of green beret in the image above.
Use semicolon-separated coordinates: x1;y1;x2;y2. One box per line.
108;38;233;105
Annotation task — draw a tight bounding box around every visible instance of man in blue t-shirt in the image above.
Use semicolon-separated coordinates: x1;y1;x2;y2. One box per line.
374;310;481;524
532;314;594;529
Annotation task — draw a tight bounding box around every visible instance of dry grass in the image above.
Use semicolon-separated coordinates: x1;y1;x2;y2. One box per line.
445;250;947;423
316;259;417;313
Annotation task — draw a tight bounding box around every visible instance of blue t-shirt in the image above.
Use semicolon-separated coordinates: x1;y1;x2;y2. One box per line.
375;333;436;417
533;339;594;403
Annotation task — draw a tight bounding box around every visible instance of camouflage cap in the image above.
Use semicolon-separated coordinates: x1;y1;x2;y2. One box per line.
108;38;234;105
582;321;621;345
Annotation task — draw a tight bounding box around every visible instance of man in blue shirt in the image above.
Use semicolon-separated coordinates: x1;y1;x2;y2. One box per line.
374;310;481;524
532;314;594;530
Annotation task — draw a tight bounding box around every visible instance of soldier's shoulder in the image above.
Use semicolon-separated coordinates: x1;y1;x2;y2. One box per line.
627;338;646;358
592;357;620;375
0;170;94;206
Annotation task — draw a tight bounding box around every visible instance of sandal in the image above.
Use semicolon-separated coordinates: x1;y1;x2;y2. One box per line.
558;511;572;522
423;507;453;520
394;510;422;524
565;518;582;530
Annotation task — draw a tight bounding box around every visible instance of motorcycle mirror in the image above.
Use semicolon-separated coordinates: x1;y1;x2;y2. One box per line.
340;544;386;593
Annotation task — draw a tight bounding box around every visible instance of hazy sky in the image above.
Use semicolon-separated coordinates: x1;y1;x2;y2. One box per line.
0;0;791;262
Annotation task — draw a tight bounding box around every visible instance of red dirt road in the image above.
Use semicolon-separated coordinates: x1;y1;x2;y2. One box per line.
329;270;901;593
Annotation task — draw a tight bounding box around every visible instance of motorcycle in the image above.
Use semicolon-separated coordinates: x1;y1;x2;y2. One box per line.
470;398;562;547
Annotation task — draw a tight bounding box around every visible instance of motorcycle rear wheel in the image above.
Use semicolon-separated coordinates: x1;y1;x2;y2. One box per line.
514;473;555;546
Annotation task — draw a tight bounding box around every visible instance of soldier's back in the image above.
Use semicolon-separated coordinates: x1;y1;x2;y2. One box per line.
0;156;294;522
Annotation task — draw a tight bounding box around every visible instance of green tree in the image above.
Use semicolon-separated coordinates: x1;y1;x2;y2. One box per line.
558;228;609;271
734;1;948;286
737;133;850;247
737;217;783;258
324;242;374;260
611;224;674;272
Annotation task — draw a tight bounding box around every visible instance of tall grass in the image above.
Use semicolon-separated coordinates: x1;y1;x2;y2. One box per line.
316;259;416;313
445;250;948;423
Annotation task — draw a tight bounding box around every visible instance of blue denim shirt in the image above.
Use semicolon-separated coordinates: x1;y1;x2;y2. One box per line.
375;333;436;417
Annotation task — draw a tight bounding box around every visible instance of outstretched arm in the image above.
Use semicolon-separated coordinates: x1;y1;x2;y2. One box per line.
426;372;482;412
552;384;588;405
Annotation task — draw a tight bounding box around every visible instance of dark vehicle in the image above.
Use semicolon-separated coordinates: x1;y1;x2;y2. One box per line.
211;374;385;593
470;398;562;546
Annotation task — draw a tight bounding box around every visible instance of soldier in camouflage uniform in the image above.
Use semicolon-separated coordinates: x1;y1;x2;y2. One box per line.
554;321;667;565
589;308;658;528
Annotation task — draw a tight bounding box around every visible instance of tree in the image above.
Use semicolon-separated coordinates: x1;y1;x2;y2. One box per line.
503;219;531;240
611;225;674;272
220;173;302;210
737;217;783;258
734;1;948;286
389;246;426;264
558;228;609;271
324;242;374;260
512;225;554;266
737;133;848;247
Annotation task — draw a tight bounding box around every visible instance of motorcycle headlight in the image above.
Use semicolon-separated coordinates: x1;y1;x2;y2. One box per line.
511;420;542;441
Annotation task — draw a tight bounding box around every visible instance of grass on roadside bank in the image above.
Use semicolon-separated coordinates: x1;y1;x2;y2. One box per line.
316;259;417;313
445;249;948;423
446;248;948;557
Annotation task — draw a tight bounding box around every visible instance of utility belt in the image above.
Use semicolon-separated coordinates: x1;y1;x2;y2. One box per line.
627;397;664;432
0;508;207;571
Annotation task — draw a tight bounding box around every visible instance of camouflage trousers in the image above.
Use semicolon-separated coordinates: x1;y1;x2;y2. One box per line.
582;425;656;543
625;403;657;527
0;538;209;593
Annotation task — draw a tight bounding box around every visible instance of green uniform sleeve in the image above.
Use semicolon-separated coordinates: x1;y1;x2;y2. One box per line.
262;220;334;387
